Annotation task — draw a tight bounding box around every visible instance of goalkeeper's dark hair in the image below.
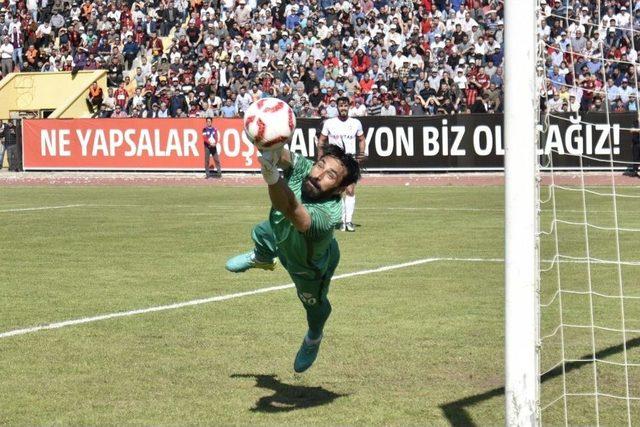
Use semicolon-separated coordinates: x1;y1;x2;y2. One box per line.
337;96;350;105
320;144;361;187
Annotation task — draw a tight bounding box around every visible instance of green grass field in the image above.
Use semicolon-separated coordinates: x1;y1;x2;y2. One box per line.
1;182;639;425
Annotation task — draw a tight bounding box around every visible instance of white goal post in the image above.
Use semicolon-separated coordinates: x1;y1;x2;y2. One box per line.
506;0;640;424
504;0;540;425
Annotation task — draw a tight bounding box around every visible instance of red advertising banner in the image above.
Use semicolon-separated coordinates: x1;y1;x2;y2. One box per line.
22;118;262;170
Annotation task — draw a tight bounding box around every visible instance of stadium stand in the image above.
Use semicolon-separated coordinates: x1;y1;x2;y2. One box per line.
539;0;639;115
0;0;568;120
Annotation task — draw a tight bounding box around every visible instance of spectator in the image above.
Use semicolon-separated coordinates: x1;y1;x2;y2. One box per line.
411;94;426;115
367;96;382;115
113;83;129;110
101;87;116;114
130;88;146;111
221;98;237;117
0;36;13;77
308;86;323;107
590;97;606;113
107;56;124;87
24;44;38;71
145;102;161;118
628;94;638;112
234;86;252;116
112;105;128;118
325;99;338;118
453;68;468;90
470;94;489;113
380;98;397;116
618;79;635;106
122;35;140;71
359;74;375;94
349;98;367;117
3;120;19;171
351;48;371;80
86;82;104;116
157;102;170;118
148;31;164;62
485;83;502;113
0;121;5;170
169;88;188;117
9;25;24;71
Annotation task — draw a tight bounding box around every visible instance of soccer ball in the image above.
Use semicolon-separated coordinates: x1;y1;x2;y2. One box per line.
243;98;296;151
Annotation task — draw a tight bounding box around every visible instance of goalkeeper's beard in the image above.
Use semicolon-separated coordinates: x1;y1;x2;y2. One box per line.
302;176;332;201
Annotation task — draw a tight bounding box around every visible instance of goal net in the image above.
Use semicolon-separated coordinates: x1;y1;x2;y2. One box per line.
534;1;640;425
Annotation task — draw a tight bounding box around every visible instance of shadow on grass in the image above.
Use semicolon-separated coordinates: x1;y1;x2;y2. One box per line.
439;336;640;426
231;374;348;413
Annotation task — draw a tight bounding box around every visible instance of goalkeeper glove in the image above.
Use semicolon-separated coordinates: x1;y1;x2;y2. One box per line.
257;147;282;185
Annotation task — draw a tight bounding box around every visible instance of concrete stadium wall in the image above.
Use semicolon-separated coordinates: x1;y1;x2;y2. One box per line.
0;70;107;120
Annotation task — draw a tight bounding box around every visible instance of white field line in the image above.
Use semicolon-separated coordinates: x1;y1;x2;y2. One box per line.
2;254;637;339
3;204;502;213
0;257;503;340
101;205;640;216
1;204;637;216
0;204;86;213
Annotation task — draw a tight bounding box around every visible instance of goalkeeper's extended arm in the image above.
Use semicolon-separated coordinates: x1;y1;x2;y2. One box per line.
258;148;310;232
267;179;311;232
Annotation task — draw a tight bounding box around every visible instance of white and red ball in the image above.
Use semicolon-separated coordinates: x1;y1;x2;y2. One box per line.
243;98;296;151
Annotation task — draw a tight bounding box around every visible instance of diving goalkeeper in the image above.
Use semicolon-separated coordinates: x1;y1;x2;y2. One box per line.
225;143;361;373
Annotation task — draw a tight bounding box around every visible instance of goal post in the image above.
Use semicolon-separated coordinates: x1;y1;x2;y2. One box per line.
504;0;540;425
506;0;640;424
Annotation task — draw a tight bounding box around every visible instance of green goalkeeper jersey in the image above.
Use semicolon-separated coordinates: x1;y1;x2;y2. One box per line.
269;152;342;278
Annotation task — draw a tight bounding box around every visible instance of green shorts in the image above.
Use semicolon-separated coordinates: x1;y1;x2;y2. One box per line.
251;221;340;306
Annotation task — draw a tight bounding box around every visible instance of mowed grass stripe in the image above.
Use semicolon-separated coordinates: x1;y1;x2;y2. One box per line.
0;257;505;339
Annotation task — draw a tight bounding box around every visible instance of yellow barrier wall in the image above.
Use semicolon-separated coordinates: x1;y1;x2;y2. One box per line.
0;70;107;120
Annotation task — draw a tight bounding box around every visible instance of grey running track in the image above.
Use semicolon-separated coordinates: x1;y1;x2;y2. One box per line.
1;171;639;187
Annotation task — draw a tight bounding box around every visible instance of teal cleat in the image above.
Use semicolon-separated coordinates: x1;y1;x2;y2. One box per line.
294;334;322;373
225;251;276;273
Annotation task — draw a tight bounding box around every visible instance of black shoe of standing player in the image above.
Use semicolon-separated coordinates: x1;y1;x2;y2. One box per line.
622;169;638;177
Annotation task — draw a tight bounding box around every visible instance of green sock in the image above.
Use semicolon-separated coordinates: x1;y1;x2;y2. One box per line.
305;299;331;341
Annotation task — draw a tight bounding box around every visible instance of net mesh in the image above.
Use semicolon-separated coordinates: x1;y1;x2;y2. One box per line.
537;1;640;425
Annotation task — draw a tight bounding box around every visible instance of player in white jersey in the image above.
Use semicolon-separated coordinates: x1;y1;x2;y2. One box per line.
317;97;366;232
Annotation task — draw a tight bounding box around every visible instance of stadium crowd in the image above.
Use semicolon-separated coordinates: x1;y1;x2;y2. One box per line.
1;0;636;118
0;0;509;118
539;0;640;114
